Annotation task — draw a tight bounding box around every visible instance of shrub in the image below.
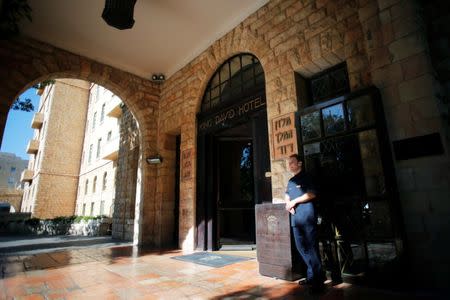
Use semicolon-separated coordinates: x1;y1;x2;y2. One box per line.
25;217;40;226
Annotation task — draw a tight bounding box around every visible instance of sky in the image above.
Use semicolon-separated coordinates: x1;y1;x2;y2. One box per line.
1;88;40;160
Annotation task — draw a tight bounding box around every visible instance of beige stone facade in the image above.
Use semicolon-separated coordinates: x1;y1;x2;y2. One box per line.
0;152;28;190
1;0;449;288
75;84;122;217
21;79;90;218
0;189;23;212
0;152;28;212
20;81;123;219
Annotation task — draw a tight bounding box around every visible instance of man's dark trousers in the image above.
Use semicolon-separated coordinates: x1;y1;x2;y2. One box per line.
292;222;323;284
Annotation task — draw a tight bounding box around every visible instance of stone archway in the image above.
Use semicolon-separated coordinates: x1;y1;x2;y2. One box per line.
157;27;276;250
0;37;160;245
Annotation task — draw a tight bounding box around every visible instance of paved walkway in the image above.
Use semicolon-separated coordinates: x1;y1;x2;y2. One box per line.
0;242;445;299
0;235;132;255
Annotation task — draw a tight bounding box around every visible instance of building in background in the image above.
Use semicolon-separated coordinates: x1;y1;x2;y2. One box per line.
20;79;90;218
0;152;28;212
75;84;122;217
20;80;122;219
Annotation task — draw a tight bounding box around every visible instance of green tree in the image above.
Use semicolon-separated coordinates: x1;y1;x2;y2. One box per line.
12;97;33;111
10;80;55;112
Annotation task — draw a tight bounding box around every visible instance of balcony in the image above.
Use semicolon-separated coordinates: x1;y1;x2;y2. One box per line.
101;137;119;161
20;169;34;183
31;112;44;129
106;97;122;118
26;139;39;154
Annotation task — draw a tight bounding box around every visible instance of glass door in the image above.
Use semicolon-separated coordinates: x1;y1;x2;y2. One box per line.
216;138;255;246
298;88;402;280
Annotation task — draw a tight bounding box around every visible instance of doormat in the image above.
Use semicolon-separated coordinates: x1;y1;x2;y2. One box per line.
171;252;253;268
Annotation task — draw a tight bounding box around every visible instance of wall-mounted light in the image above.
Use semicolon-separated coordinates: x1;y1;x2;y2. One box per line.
146;155;163;164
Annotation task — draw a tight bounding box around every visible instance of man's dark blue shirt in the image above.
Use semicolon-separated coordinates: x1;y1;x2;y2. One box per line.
286;171;317;227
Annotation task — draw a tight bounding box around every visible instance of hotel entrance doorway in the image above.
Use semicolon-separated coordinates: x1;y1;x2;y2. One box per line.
196;109;271;250
196;53;271;250
216;124;255;247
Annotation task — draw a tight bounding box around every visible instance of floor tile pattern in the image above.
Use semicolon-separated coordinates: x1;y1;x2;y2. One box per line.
0;246;444;299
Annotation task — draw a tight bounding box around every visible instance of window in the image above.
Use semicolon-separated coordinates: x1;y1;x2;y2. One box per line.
323;104;345;136
92;112;97;130
100;103;106;123
102;172;107;190
296;62;350;108
10;167;16;173
201;53;264;112
93;176;97;193
82;203;86;216
96;138;102;158
96;85;100;102
107;131;112;141
84;179;89;195
8;176;14;188
88;144;93;163
90;202;95;216
100;201;105;216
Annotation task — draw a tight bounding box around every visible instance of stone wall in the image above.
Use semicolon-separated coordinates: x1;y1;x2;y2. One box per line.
423;0;450;145
157;0;449;287
112;106;140;241
361;0;449;288
30;79;89;219
33;174;79;218
158;0;373;250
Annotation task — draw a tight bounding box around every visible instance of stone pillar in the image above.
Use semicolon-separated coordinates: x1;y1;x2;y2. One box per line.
112;105;139;241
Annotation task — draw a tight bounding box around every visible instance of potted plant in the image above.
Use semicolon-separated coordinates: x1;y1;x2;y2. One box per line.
33;79;55;96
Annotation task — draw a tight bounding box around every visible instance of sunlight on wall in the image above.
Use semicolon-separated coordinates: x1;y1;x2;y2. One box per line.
181;227;195;252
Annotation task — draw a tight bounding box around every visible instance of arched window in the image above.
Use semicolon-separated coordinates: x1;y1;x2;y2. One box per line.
93;176;97;193
201;53;264;112
102;172;107;190
84;179;89;195
100;103;106;123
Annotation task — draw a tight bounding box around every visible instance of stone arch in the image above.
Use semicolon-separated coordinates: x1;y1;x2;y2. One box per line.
191;28;275;116
0;37;160;245
159;27;275;250
0;39;159;138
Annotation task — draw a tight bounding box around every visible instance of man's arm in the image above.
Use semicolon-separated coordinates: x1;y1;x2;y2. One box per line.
285;193;296;215
285;192;316;211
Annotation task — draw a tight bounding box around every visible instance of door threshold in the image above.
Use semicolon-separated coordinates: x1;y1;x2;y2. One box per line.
219;244;256;251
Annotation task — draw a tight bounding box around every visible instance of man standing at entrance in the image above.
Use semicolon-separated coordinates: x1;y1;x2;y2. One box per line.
285;154;324;291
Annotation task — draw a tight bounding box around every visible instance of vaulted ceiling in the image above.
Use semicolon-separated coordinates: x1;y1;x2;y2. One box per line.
22;0;269;79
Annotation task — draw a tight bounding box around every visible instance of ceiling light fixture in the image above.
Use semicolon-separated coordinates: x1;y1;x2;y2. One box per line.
102;0;137;30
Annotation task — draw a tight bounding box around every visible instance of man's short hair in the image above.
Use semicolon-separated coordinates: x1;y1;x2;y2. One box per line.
289;154;302;161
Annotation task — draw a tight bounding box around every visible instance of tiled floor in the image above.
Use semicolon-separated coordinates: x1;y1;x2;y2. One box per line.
0;246;443;299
